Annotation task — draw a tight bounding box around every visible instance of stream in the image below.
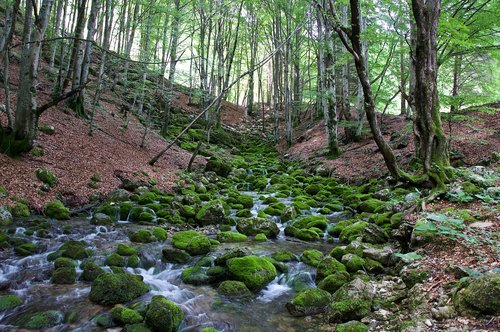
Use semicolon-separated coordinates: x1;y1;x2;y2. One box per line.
0;172;349;331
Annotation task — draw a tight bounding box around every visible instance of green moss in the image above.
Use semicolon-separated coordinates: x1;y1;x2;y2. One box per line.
36;168;57;187
254;233;267;241
129;230;156;243
172;230;211;255
300;249;324;267
461;181;480;195
316;257;347;282
105;253;127;267
205;158;232;177
12;202;30;217
43;200;70;220
216;231;247;243
89;273;149;305
305;184;322;195
145;295;184;332
137;192;158;205
227;255;278;291
292;215;328;231
286;288;332;317
57;240;91;260
111;305;144;325
51;267;76;284
217;280;252;297
14;242;37;256
272;249;295;262
339;222;368;243
335;321;368;332
152;227;167;241
343;254;366;273
196;199;229;225
330;247;346;261
54;257;76;269
236;209;252;218
318;271;350;294
0;294;22;311
458;273;500;315
284;226;321;241
236;217;280;238
14;310;64;329
237;195;254;209
117;243;138;256
357;199;386;213
80;261;105;282
200;328;220;332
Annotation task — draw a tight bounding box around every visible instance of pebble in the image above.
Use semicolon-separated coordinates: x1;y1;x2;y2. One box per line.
424;319;433;327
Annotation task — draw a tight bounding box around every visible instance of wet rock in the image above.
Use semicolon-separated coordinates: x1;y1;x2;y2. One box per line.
196;199;228;225
214;248;251;266
91;212;113;225
286;288;332;317
236;217;280;238
80;261;106;282
317;271;350;294
217;280;252;297
43;200;70;220
316;257;347;282
130;230;156;243
271;249;296;262
172;230;211;255
14;310;64;329
227;255;277;291
162;248;191;264
0;294;22;311
145;295;184;332
0;206;12;226
108;189;131;202
89;273;149;305
51;267;77;284
57;240;92;260
117;243;138;256
111;305;143;325
335;320;368;332
327;278;375;323
342;254;366;273
216;231;247;243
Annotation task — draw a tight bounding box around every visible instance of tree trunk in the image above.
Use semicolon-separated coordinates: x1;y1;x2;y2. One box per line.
411;0;449;177
450;55;462;113
340;5;356;142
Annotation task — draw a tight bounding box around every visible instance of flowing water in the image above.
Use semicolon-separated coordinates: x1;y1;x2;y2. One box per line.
0;179;348;331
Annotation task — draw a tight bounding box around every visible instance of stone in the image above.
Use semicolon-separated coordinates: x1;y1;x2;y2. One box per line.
454;273;500;315
36;168;57;187
327;278;375;323
196;200;228;225
91;212;113;225
362;223;389;244
52;267;77;284
0;206;12;226
0;294;22;311
111;305;143;325
89;273;149;305
172;230;211;256
286;288;332;317
43;200;70;220
318;271;350;294
216;231;247;243
205;158;232;177
14;310;64;329
227;255;277;291
316;257;347;282
301;249;324;267
145;295;184;332
362;246;394;266
335;321;368;332
162;248;191;264
341;254;366;273
236;217;280;238
217;280;252;297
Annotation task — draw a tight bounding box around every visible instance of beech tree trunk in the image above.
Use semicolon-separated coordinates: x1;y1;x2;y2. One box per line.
411;0;449;175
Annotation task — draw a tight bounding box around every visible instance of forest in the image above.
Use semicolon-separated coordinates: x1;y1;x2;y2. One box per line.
0;0;499;331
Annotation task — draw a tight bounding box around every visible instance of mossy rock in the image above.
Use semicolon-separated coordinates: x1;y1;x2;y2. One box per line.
401;268;430;288
179;205;196;218
284;226;320;241
36;168;57;187
0;294;22;311
106;253;127;267
145;295;184;332
111;305;144;325
461;181;481;195
12;202;30;217
129;230;156;243
205;158;232;177
58;240;91;260
172;230;211;255
454;273;500;315
318;271;350;294
200;328;220;332
52;267;76;284
335;321;368;332
217;280;252;297
89;273;149;305
305;184;322;195
292;215;328;231
254;233;267;241
286;288;332;317
137;192;158;205
54;257;76;269
236;217;280;238
236;209;252;218
301;249;324;267
14;310;64;329
327;278;374;323
330;247;346;261
217;231;247;243
152;227;167;241
272;249;296;262
357;199;386;213
342;254;366;273
316;257;347;282
236;195;254;209
127;255;140;268
80;260;105;282
43;200;70;220
339;222;368;243
196;199;229;225
124;323;152;332
117;243;138;256
162;248;191;264
181;266;213;285
227;255;277;291
14;242;37;256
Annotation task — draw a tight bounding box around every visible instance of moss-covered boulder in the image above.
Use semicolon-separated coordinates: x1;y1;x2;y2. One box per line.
117;243;138;256
217;280;252;297
292;215;328;231
181;266;213;285
12;202;30;217
227;255;278;291
254;233;267;241
454;273;500;315
43;200;70;220
14;310;64;329
162;248;191;264
236;195;254;209
342;254;366;273
130;230;156;243
361;223;388;244
335;321;368;332
236;217;280;238
327;278;375;323
318;271;350;294
52;267;77;284
339;221;368;243
286;288;332;317
196;200;229;225
58;240;91;260
152;227;167;241
0;206;13;226
91;212;113;225
89;273;149;305
284;226;321;242
316;257;347;282
205;158;232;177
0;294;22;311
145;295;184;332
36;168;57;187
172;230;211;256
105;253;127;267
124;323;152;332
217;231;247;243
80;260;106;282
357;199;386;213
300;249;324;267
111;305;144;325
271;249;295;262
14;242;37;256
